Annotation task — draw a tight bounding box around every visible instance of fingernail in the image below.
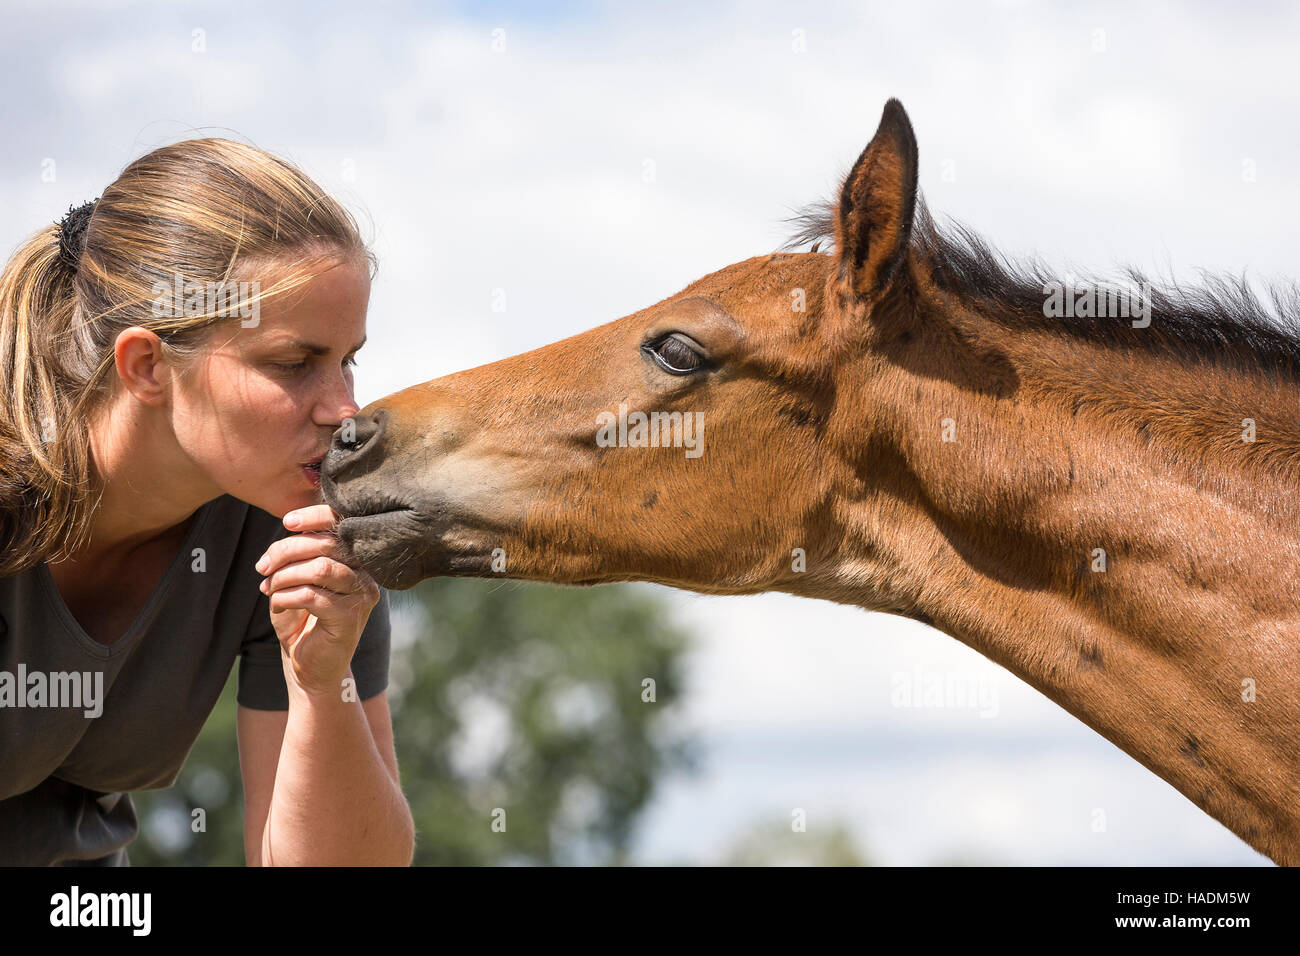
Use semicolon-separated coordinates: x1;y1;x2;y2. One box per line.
285;512;300;528
255;556;268;573
259;579;268;594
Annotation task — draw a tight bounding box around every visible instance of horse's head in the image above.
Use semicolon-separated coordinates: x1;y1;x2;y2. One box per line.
323;99;924;604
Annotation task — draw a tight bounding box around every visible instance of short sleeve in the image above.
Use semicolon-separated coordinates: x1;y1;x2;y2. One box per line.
237;588;392;710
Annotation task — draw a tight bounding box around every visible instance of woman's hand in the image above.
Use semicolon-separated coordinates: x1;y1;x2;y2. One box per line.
255;504;382;699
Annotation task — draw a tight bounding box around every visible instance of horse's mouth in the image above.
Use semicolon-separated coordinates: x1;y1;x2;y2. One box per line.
328;506;429;589
321;448;520;588
320;469;425;587
327;487;500;589
335;507;417;548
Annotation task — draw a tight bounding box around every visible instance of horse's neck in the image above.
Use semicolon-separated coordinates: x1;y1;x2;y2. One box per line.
810;328;1300;864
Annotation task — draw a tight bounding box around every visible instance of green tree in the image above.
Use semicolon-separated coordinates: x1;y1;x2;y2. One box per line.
712;816;874;866
130;578;696;865
129;670;244;865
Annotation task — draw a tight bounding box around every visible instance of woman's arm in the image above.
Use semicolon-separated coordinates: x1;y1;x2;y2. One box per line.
237;688;413;866
243;503;415;866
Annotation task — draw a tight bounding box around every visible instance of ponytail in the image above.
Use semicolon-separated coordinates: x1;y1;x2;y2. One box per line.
0;225;102;576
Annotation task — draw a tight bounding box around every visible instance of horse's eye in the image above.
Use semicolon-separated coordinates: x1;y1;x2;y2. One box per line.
643;334;707;375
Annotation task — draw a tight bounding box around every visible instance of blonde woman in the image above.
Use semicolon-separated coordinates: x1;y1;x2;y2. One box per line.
0;139;413;865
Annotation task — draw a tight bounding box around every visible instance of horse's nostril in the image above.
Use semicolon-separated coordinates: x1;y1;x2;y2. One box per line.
327;410;388;477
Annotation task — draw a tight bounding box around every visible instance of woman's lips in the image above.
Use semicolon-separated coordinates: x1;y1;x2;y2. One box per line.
300;451;327;488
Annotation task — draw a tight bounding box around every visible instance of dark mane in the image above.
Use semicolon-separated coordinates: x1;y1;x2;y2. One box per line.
781;194;1300;379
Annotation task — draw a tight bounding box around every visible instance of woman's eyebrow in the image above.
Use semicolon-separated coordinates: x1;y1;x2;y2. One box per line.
282;336;367;355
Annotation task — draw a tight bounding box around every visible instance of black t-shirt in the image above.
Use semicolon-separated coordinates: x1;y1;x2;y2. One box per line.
0;493;391;865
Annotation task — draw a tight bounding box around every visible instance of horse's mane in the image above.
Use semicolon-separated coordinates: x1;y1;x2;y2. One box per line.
781;194;1300;378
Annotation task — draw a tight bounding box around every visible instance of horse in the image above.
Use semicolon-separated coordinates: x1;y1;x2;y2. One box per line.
321;99;1300;866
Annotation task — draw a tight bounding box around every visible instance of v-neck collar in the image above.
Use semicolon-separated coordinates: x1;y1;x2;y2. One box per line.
36;499;216;659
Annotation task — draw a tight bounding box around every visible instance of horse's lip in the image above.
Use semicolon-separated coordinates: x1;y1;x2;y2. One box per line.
337;505;416;521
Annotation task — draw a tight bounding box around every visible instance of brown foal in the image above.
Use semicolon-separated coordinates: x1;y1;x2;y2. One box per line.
322;99;1300;865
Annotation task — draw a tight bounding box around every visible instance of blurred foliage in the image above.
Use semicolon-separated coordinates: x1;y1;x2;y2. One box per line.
130;667;243;865
710;817;873;866
131;577;697;865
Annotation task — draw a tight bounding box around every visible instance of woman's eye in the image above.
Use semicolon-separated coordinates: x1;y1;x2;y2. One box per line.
643;334;707;375
273;357;357;373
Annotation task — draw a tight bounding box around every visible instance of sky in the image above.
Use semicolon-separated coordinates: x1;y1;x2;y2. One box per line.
3;0;1294;864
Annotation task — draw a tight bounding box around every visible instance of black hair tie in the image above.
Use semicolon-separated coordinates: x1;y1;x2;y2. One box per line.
56;198;100;274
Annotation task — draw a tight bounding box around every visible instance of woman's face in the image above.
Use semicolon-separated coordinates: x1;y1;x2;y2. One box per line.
170;256;371;519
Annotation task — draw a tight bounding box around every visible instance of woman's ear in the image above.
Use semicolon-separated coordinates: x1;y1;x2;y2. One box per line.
834;98;919;304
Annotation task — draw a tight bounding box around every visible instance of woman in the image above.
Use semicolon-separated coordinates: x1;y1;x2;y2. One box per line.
0;138;414;865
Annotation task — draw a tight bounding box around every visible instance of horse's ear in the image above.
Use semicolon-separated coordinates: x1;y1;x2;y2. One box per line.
835;98;918;302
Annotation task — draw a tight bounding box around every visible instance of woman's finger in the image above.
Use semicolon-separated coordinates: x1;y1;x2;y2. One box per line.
261;554;369;598
268;585;329;616
255;531;343;575
269;583;379;619
282;504;339;534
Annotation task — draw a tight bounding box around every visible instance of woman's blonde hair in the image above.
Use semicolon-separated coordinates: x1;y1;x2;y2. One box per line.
0;138;376;577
